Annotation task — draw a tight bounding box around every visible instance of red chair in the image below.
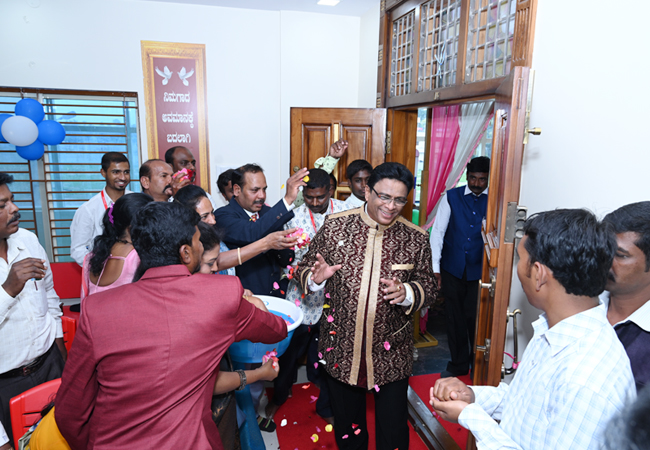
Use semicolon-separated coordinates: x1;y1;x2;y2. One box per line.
9;378;62;449
49;262;82;300
61;316;77;352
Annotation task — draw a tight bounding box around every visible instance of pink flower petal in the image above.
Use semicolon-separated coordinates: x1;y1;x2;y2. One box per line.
354;429;361;435
374;384;380;392
314;362;319;369
327;315;334;323
384;341;391;351
342;434;349;439
326;347;333;352
318;352;323;359
325;293;331;298
316;426;321;432
310;395;318;403
273;282;280;290
295;299;301;307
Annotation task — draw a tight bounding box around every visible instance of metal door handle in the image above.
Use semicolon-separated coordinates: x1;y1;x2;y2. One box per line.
503;309;521;376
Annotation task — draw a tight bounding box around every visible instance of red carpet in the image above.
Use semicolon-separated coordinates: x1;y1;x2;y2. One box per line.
408;373;472;449
268;383;428;449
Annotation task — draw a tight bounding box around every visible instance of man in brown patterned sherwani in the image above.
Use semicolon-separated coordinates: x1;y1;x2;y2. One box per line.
296;162;438;450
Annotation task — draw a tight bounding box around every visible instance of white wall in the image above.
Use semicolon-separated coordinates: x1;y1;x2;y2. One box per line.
504;0;650;377
0;0;379;207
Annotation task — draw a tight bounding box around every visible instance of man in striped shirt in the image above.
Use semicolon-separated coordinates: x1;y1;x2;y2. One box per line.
430;209;636;450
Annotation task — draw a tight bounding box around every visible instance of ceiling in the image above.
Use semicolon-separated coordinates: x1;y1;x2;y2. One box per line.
135;0;379;17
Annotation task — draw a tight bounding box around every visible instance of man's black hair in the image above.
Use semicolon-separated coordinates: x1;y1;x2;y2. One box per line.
198;221;225;253
346;160;373;180
367;162;414;193
90;193;153;277
232;164;264;189
217;169;235;196
329;172;338;191
466;156;490;174
139;159;165;179
523;209;616;297
164;146;187;165
174;185;208;210
131;202;200;281
603;201;650;271
0;173;14;186
101;152;129;172
305;168;330;191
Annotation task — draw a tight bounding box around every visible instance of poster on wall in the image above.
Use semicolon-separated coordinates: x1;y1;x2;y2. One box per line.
140;41;210;192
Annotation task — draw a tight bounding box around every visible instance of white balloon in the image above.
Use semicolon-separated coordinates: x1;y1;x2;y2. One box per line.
1;115;38;147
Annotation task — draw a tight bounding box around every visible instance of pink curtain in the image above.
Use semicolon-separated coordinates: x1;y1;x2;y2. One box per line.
426;105;461;219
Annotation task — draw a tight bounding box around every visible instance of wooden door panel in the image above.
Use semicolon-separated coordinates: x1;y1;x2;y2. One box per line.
302;125;330;170
473;66;531;389
290;108;387;199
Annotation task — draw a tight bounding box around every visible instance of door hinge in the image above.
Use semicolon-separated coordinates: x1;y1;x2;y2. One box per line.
504;202;527;244
385;131;392;154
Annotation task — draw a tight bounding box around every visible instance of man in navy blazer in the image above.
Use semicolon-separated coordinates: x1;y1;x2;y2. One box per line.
214;164;309;296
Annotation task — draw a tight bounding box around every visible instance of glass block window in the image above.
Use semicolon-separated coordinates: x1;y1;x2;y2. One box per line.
390;11;416;97
465;0;516;83
418;0;462;91
0;90;140;262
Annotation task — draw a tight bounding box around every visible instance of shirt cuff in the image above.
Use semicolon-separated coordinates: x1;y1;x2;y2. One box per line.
433;263;441;273
396;283;414;307
282;197;296;211
307;273;326;292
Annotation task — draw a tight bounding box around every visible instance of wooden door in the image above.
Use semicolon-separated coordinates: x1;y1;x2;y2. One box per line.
473;66;533;390
290;108;387;200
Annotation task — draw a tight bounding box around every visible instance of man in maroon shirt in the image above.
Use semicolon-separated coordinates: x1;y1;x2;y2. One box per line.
55;202;287;449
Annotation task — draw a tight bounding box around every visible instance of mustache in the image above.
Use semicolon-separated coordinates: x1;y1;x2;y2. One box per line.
254;200;264;205
164;184;173;192
8;212;21;224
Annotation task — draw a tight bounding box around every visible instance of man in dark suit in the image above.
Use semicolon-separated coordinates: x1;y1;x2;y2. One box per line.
55;202;287;450
214;164;309;296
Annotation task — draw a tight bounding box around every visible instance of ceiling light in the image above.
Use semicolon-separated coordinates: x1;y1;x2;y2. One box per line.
317;0;340;6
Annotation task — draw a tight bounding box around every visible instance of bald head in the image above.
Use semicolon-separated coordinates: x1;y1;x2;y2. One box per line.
140;159;173;202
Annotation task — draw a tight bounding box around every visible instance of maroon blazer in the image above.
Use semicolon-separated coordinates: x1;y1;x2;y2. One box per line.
55;265;287;449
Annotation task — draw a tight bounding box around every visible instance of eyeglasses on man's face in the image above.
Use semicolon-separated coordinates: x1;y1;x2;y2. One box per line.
371;187;407;207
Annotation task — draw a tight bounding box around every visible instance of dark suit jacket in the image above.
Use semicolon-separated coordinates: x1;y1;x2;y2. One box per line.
55;265;287;450
214;197;294;295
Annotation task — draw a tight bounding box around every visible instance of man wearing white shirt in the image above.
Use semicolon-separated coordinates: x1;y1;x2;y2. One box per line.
69;152;132;265
429;156;489;378
344;159;373;208
430;209;636;450
0;173;66;447
265;168;352;426
602;201;650;392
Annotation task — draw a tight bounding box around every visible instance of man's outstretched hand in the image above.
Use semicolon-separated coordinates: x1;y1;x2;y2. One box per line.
328;139;349;159
310;253;341;285
285;168;309;205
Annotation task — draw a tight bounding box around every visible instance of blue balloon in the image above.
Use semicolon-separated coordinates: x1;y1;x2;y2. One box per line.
16;140;45;161
15;98;45;124
37;120;66;145
0;113;11;142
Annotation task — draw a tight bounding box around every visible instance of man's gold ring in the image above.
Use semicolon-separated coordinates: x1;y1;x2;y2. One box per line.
397;284;402;291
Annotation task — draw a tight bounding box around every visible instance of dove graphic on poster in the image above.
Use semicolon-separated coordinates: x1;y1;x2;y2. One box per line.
155;66;173;85
178;67;195;86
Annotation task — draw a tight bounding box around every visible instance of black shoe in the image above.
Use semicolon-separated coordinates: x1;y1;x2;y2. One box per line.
257;416;276;432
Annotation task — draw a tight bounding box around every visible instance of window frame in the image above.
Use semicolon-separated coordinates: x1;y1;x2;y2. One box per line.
0;87;141;262
377;0;537;108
